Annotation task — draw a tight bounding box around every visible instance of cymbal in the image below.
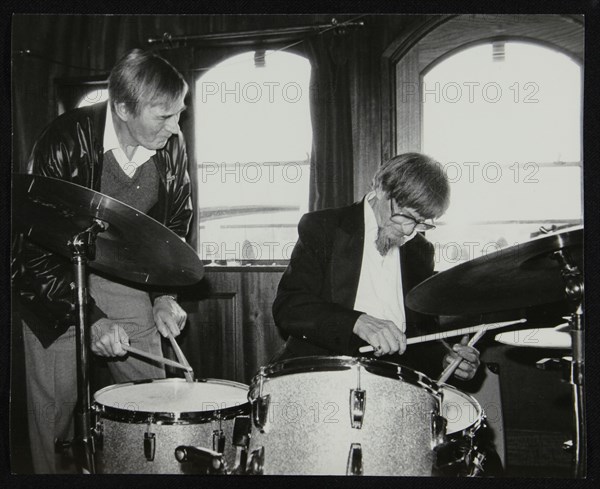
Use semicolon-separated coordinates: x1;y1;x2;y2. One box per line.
13;173;204;286
495;324;571;349
406;226;582;315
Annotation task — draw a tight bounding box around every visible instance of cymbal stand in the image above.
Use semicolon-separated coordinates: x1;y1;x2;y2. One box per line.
68;219;107;474
552;248;585;478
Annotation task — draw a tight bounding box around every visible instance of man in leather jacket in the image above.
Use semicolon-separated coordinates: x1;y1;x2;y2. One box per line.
14;49;193;473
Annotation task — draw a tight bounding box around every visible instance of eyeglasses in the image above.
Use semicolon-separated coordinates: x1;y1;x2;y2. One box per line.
389;199;436;231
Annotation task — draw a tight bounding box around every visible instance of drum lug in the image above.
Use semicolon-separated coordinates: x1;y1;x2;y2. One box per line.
252;394;271;432
232;416;251;474
247;446;264;475
346;443;363;475
213;429;226;454
92;420;104;451
349;388;366;429
143;416;157;462
431;413;447;449
144;432;156;461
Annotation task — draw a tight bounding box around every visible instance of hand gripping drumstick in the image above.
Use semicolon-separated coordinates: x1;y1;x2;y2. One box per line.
358;319;527;354
168;334;195;383
437;328;487;384
122;344;193;373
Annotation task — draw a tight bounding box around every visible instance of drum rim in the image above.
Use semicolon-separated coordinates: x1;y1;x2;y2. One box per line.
439;383;485;434
248;355;441;400
93;378;250;424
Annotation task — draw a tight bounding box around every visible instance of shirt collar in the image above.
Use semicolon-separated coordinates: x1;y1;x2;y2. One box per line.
103;103;156;165
364;191;380;243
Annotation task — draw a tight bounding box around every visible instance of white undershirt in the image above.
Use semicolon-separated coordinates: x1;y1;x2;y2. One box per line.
103;103;155;178
353;192;415;332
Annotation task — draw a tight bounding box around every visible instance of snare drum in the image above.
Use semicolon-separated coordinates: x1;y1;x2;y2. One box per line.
246;356;445;476
93;378;249;474
436;385;485;475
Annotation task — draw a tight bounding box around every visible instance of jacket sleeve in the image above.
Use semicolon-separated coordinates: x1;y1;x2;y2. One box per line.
166;133;193;239
16;126;107;336
272;213;363;354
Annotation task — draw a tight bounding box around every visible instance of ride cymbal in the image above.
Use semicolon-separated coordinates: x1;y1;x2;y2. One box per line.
13;173;204;286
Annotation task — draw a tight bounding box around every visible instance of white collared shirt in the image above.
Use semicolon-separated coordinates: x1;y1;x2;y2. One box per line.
103;103;156;178
353;191;416;332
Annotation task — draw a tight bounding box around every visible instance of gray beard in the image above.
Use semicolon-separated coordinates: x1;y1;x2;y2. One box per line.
375;229;401;256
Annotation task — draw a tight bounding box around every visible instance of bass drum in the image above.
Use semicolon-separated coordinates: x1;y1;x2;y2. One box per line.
93;378;250;474
246;356;445;476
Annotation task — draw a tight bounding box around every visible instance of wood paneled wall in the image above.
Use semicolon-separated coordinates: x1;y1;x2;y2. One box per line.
165;267;287;385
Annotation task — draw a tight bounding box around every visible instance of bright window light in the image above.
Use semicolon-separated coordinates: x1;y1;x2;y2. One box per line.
422;42;582;271
77;88;109;107
195;50;312;263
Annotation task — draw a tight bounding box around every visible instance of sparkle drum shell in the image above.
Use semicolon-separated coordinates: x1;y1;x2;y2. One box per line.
247;356;444;476
93;378;249;474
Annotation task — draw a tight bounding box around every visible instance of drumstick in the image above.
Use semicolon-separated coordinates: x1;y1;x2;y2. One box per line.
168;334;195;383
122;344;193;372
437;328;487;384
358;319;526;353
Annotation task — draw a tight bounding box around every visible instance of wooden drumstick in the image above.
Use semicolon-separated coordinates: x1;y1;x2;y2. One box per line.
168;334;195;383
358;319;526;354
437;328;487;384
122;344;193;372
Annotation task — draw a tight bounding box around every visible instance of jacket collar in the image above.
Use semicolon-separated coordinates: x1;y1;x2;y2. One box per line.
330;200;366;308
85;101;167;186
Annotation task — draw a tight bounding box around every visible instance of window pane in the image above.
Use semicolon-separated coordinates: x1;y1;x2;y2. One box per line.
422;42;582;271
77;88;109;107
196;51;312;263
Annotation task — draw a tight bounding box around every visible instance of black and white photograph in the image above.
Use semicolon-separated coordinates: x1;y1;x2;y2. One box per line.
6;9;591;480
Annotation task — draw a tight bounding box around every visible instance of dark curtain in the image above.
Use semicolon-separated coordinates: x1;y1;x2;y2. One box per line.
12;15;359;221
297;32;355;211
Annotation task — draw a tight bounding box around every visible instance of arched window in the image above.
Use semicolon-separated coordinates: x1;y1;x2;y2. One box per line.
422;41;582;270
195;50;312;263
384;15;583;271
77;88;109;108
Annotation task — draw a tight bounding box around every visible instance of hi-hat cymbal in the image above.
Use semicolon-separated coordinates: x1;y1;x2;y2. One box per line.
13;173;204;286
495;324;571;349
406;226;582;315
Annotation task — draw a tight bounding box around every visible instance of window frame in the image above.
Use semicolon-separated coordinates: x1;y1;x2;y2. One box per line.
380;14;583;271
193;49;313;266
54;75;109;115
381;14;583;160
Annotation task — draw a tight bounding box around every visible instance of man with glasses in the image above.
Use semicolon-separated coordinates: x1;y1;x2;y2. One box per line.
272;152;480;381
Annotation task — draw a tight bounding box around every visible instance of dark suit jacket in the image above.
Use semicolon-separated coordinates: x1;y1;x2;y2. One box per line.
272;200;446;376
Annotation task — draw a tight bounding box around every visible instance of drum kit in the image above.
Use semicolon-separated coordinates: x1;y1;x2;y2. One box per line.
13;173;585;477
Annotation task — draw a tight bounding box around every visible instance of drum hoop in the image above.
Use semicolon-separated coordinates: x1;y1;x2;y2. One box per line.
248;355;441;400
93;378;250;424
439;384;485;434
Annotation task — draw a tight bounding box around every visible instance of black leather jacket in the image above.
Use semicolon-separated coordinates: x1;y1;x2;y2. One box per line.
14;102;193;346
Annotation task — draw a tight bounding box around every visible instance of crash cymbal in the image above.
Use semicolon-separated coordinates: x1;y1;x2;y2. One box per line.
406;226;582;315
13;173;204;286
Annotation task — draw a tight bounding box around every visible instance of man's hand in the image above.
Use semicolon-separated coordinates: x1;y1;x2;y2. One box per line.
153;295;187;337
443;335;481;380
91;319;130;357
353;314;407;357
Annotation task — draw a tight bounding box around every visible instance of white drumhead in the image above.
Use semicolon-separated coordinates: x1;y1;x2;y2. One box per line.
94;379;248;413
440;386;482;434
